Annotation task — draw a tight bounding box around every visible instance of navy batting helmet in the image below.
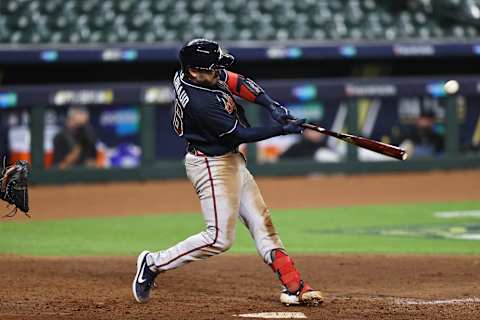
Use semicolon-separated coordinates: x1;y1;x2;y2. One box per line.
179;39;234;71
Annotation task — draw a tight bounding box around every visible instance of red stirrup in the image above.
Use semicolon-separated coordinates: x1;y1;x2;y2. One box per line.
270;250;304;294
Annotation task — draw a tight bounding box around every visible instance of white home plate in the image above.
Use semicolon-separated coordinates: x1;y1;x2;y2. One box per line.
233;312;307;319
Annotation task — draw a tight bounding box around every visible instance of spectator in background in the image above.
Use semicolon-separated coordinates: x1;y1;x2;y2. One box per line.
53;106;97;170
394;110;445;158
280;122;342;162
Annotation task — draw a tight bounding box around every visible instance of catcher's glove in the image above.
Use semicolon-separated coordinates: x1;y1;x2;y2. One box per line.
0;158;31;217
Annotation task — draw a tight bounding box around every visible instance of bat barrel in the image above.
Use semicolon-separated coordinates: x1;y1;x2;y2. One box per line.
351;136;407;160
301;123;408;161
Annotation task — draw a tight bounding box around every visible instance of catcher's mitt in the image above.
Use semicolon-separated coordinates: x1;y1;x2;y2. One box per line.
0;158;31;217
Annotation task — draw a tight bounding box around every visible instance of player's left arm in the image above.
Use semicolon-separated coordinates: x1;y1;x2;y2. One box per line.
221;70;295;125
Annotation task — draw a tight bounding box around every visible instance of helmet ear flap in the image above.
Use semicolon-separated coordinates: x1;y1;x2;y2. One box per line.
215;53;234;69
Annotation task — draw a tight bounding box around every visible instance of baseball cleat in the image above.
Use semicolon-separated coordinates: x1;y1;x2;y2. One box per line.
132;250;157;303
279;283;324;306
298;289;324;306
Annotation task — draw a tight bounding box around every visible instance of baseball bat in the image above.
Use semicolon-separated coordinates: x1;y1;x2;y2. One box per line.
301;123;408;161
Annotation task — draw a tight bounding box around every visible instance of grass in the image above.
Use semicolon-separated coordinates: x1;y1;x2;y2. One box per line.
0;200;479;256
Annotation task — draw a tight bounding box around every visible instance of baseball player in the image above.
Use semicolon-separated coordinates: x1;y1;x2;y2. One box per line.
132;39;323;306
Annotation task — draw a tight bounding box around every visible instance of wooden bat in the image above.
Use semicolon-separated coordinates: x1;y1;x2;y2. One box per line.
301;123;408;161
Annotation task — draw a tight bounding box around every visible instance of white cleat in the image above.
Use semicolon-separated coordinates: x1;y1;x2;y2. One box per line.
280;284;324;306
298;290;324;306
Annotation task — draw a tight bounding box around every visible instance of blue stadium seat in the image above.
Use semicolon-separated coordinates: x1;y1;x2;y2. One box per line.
0;0;479;44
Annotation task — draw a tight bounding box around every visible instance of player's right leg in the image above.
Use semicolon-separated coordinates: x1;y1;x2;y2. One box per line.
132;152;242;303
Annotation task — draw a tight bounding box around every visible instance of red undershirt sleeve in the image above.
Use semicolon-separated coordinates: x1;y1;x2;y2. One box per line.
225;70;264;103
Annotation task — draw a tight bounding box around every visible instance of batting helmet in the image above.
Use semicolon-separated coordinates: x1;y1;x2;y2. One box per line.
179;39;234;71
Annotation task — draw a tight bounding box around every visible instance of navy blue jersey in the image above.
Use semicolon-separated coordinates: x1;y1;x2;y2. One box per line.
172;70;250;156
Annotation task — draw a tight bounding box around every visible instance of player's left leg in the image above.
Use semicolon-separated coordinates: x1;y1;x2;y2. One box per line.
238;168;323;306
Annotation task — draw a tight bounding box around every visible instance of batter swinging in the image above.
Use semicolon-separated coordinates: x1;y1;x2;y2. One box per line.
132;39;324;306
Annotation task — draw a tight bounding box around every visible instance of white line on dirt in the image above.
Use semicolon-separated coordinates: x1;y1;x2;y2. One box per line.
233;312;307;319
394;297;480;305
328;295;480;306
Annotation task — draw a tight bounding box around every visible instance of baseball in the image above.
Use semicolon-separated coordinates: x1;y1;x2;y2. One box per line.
444;80;459;94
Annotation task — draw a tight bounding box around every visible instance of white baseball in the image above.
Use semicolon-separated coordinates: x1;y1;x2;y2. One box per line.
444;80;459;94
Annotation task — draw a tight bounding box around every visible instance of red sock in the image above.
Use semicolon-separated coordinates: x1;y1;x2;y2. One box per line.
270;250;304;294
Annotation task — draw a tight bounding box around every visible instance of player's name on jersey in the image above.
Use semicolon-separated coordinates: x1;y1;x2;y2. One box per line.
173;73;189;108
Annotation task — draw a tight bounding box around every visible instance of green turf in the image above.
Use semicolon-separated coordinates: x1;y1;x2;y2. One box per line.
0;200;479;256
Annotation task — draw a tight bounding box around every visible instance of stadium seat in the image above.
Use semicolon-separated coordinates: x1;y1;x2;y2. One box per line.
0;0;479;44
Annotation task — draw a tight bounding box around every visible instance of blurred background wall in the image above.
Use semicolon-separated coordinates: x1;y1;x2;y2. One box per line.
1;0;480;183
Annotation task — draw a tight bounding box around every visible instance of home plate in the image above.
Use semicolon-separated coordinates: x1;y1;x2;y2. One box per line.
233;312;307;318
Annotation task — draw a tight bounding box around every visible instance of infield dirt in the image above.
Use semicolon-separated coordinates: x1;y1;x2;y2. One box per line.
28;169;480;220
2;169;480;319
2;254;480;320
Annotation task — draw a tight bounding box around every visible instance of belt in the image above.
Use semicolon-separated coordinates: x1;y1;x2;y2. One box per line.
187;145;238;157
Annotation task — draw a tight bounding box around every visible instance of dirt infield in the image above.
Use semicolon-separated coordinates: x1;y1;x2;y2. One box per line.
2;169;480;319
1;254;480;320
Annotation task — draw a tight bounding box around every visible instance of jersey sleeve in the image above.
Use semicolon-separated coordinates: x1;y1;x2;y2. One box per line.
196;95;238;138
